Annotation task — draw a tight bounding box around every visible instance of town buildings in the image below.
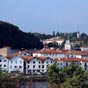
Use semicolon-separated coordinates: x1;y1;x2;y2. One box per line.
1;42;88;75
41;37;64;45
0;49;54;74
56;58;88;70
0;55;8;71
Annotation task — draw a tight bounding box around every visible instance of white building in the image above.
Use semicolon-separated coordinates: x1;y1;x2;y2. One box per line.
33;49;66;59
33;48;88;59
56;58;88;70
64;39;71;50
0;55;8;71
41;37;64;45
22;56;54;74
8;56;24;73
6;50;30;73
77;31;80;39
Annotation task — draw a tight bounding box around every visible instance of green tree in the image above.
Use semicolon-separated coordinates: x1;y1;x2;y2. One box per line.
47;42;59;48
61;76;82;88
47;63;88;88
0;21;43;49
52;31;56;37
47;63;59;84
56;32;60;37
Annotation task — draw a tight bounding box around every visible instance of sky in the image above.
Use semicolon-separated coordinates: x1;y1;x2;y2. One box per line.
0;0;88;34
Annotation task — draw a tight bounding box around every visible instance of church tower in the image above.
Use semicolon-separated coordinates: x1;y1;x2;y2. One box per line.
77;31;80;39
64;35;71;50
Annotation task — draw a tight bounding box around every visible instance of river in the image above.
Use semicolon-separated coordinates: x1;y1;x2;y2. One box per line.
21;82;50;88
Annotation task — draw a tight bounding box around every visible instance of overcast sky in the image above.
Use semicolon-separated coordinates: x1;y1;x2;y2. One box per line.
0;0;88;34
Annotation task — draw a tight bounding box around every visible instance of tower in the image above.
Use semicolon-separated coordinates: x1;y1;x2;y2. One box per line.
64;35;71;50
77;31;80;39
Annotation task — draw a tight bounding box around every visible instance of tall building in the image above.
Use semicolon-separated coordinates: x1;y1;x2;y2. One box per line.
64;39;71;50
77;31;80;39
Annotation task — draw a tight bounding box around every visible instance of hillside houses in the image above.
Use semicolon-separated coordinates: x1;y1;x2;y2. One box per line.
33;48;88;59
22;56;53;74
56;58;88;70
41;37;64;45
0;55;8;71
0;50;54;74
1;46;88;75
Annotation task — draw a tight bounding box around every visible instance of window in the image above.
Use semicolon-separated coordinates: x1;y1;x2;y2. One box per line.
42;61;44;64
42;69;44;72
4;60;6;62
4;65;6;67
33;65;35;68
33;70;35;72
24;53;27;56
33;61;35;64
14;66;17;68
37;70;40;72
39;61;40;64
47;61;48;64
28;65;30;68
0;60;2;62
66;63;68;66
42;65;44;68
39;65;40;68
57;63;59;65
19;66;22;68
60;63;62;65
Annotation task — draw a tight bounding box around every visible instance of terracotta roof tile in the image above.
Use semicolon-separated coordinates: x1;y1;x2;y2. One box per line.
6;50;28;59
33;49;88;55
56;58;88;62
22;56;53;61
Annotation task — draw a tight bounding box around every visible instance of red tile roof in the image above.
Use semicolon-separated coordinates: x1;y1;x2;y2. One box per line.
33;49;68;54
21;56;33;61
6;50;28;59
56;58;88;62
33;49;88;55
21;56;53;62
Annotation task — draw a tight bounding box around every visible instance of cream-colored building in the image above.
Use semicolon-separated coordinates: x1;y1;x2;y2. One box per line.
41;37;64;45
0;47;19;56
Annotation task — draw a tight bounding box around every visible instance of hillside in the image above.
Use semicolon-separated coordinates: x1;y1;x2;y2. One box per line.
0;21;43;49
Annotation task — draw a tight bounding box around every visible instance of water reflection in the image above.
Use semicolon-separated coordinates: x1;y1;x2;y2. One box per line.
21;82;50;88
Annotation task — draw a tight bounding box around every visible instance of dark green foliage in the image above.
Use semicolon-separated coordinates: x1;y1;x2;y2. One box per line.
0;21;43;49
32;32;53;39
47;63;88;88
47;42;60;48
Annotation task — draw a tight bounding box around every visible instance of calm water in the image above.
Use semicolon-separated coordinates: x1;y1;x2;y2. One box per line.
21;82;50;88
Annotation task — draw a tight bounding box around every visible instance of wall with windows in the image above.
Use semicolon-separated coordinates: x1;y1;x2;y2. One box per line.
0;55;8;71
56;61;88;71
26;57;53;74
8;57;24;73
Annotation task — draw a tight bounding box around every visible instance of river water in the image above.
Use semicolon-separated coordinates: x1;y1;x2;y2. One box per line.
21;82;50;88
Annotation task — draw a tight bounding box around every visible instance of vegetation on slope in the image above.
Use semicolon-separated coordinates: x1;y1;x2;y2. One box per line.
0;21;43;49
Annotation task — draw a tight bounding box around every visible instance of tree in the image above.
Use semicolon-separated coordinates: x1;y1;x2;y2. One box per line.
47;63;59;84
52;31;56;37
0;21;43;49
47;63;88;88
47;42;59;48
56;32;60;37
61;76;82;88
